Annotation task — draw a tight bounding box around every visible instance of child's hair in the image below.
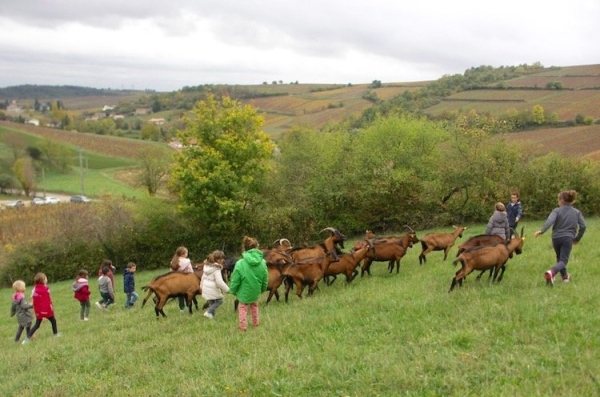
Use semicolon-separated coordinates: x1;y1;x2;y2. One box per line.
127;262;137;269
102;259;113;270
511;190;520;198
78;269;88;278
495;202;506;212
12;280;25;293
170;246;187;269
208;250;225;263
559;190;577;204
242;236;259;251
101;266;110;275
33;272;46;285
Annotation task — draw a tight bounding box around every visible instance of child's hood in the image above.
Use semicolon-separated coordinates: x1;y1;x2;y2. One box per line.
13;292;24;302
203;263;223;276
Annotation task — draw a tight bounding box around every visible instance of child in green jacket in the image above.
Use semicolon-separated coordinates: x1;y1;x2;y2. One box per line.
229;236;268;331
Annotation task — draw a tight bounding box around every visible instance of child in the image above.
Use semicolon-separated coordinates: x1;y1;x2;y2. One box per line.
170;246;194;312
535;190;587;285
22;273;60;344
506;191;523;238
201;250;230;319
485;202;510;240
229;236;268;331
10;280;33;343
98;259;116;293
72;269;91;321
96;266;115;310
123;262;138;308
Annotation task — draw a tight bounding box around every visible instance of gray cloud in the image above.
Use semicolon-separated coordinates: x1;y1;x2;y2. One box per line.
0;0;598;91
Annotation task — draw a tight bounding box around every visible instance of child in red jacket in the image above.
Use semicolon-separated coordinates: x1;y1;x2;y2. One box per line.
72;269;91;321
22;272;61;344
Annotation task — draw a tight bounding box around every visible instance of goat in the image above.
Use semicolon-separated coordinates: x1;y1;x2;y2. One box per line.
281;227;346;301
264;248;294;304
283;255;328;302
359;231;419;276
141;270;202;318
418;225;466;264
456;234;506;257
324;239;372;285
456;234;506;281
449;227;525;292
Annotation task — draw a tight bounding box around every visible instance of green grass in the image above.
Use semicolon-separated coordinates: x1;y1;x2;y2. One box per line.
1;220;599;396
40;168;147;198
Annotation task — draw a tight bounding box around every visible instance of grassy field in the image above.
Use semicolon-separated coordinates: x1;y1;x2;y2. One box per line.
1;220;598;396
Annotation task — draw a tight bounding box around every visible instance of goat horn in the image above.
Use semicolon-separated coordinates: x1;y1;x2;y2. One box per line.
404;224;415;233
319;227;336;234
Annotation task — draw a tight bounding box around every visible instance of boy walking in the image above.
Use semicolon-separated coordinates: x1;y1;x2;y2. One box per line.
123;262;138;308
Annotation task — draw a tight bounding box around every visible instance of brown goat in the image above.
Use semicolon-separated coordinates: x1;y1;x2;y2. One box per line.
141;270;202;318
456;234;506;257
360;231;419;276
264;248;294;304
324;240;372;285
455;233;507;281
418;225;466;264
449;228;525;292
283;255;328;301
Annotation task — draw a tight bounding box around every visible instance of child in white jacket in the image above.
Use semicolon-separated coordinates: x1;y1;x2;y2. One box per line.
201;250;230;319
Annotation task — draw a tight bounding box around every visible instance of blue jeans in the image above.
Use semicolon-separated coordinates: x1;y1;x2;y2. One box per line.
125;291;139;308
99;292;114;308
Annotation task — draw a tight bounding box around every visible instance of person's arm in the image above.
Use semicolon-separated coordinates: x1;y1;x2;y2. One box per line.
215;270;230;293
485;215;494;235
574;212;587;242
516;202;523;222
261;262;268;293
229;266;241;295
535;209;558;237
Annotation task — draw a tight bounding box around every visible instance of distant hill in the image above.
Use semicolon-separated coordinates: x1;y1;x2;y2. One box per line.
0;84;147;100
2;64;600;159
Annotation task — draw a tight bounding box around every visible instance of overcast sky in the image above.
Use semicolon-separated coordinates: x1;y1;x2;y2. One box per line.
1;0;598;92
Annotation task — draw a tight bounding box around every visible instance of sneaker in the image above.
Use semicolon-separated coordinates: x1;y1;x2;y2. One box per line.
54;333;62;338
95;302;102;309
544;270;555;286
562;274;570;283
203;311;214;319
83;318;89;321
21;338;30;345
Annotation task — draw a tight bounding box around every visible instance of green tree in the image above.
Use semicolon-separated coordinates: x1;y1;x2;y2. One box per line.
532;104;545;125
140;123;160;141
12;157;36;196
137;146;172;195
170;95;275;245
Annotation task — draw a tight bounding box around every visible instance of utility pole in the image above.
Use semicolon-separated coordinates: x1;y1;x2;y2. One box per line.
78;148;85;195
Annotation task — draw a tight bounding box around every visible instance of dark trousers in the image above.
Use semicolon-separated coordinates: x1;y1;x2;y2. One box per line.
27;316;58;338
551;236;574;277
15;323;32;341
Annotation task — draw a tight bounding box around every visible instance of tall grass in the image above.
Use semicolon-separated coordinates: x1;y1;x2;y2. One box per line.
0;220;598;396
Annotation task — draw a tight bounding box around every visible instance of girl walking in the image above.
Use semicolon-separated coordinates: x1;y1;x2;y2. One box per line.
170;246;194;312
201;250;230;319
10;280;33;342
229;236;268;332
22;273;61;344
534;190;587;285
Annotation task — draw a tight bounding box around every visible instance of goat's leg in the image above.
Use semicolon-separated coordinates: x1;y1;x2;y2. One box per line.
361;259;373;276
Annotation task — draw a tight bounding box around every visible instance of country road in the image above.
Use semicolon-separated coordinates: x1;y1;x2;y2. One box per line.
0;193;75;208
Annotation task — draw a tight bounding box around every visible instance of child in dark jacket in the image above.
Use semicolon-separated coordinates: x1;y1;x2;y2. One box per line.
123;262;138;308
72;269;91;321
10;280;33;342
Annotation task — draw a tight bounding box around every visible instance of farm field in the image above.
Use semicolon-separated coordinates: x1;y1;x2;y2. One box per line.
0;220;598;396
506;124;600;160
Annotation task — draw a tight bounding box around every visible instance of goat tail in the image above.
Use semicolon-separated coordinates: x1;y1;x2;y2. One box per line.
452;257;463;267
141;286;155;308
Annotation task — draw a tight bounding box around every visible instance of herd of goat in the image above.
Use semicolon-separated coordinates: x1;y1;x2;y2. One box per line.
141;225;526;317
